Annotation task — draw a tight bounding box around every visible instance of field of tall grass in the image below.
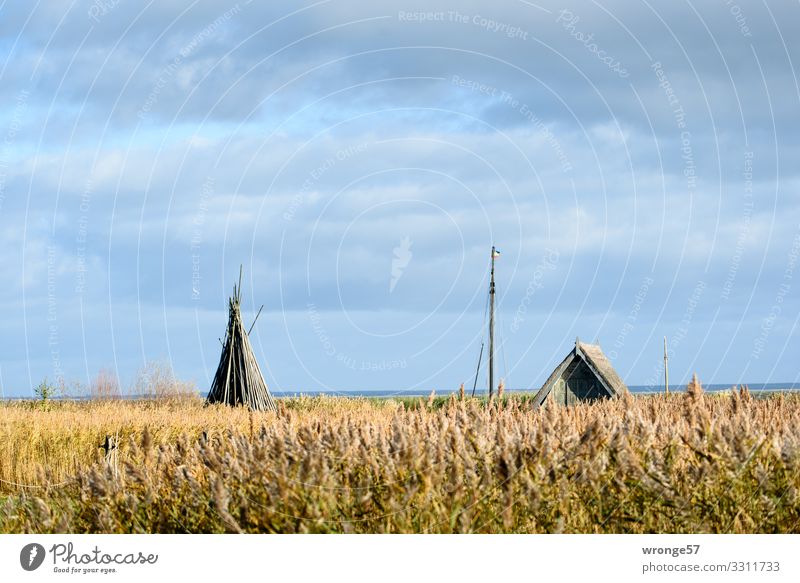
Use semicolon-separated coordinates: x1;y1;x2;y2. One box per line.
1;385;799;533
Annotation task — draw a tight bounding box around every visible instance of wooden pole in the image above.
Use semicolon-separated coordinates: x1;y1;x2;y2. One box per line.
489;246;496;398
248;305;264;336
471;341;484;398
664;336;669;395
100;434;118;478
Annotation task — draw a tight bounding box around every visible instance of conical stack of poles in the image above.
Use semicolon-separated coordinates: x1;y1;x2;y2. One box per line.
206;275;276;412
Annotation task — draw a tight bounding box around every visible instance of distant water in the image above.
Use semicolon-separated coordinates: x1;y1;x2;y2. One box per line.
271;383;800;398
2;383;798;401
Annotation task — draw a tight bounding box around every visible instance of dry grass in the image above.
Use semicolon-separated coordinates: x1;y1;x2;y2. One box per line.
1;390;799;533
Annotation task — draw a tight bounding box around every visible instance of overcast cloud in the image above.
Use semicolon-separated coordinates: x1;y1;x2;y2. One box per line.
0;0;798;396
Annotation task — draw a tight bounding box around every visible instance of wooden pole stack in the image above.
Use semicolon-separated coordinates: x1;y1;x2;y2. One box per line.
206;269;277;412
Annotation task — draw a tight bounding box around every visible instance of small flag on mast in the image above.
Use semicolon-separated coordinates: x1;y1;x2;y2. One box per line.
492;248;501;258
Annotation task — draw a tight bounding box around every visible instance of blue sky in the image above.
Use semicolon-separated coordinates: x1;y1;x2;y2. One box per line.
0;0;798;396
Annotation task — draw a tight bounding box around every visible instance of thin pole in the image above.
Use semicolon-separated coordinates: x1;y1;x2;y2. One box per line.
489;246;496;398
471;341;484;398
664;336;669;394
248;305;264;336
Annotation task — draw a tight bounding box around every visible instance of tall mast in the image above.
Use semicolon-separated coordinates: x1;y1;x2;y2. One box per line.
489;246;496;398
664;336;669;394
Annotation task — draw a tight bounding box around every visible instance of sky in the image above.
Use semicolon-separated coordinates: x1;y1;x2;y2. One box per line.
0;0;798;397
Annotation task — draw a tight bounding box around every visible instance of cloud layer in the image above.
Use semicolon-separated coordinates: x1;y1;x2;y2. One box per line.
0;0;798;396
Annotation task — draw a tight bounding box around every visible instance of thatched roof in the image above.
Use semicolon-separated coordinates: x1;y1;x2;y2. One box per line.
533;339;628;407
206;276;276;412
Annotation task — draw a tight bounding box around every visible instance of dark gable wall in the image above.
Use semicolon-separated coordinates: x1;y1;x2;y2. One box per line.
547;358;610;405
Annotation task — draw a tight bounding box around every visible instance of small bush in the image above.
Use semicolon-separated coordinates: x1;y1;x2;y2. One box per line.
33;378;58;406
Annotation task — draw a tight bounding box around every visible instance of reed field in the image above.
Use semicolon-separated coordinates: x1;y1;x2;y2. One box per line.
1;387;799;533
